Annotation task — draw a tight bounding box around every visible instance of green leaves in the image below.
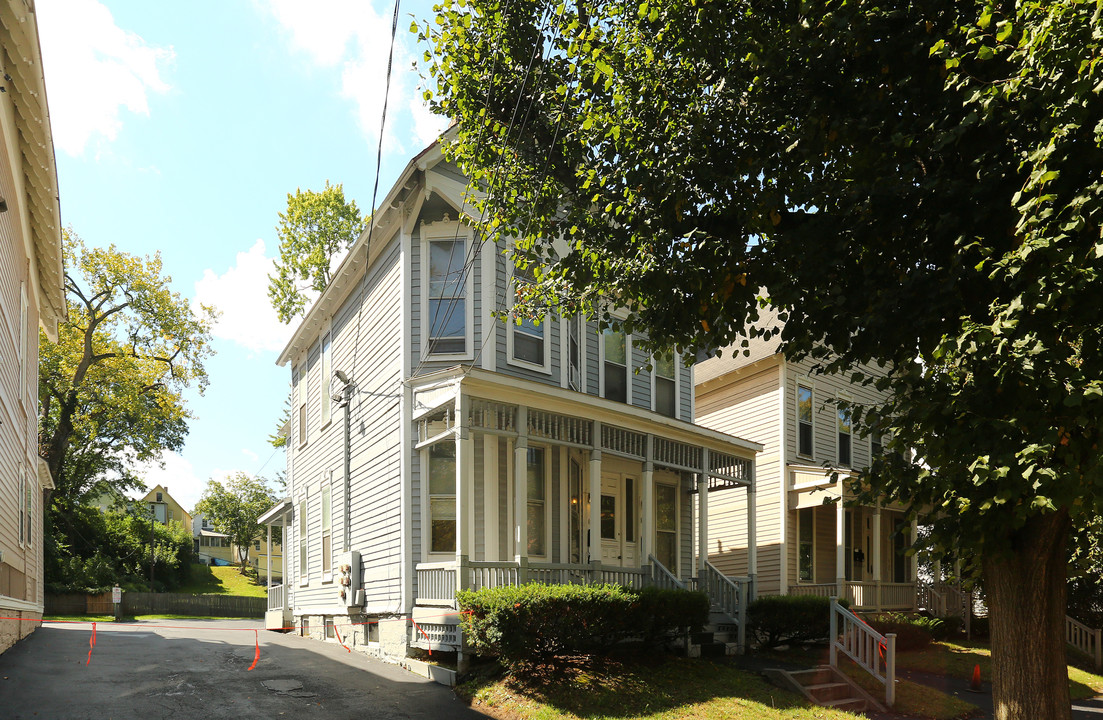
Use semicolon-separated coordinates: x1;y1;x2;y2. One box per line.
267;181;366;324
195;473;278;569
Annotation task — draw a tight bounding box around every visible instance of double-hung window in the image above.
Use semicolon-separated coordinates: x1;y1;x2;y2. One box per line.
655;483;677;572
602;329;628;403
526;447;547;556
509;263;548;368
298;498;307;583
838;404;852;467
321;332;332;426
297;364;307;447
653;351;676;417
567;316;583;391
427;239;467;355
428;443;457;553
798;507;814;581
871;434;883;460
321;484;332;577
18;282;27;402
797;385;813;457
18;465;26;546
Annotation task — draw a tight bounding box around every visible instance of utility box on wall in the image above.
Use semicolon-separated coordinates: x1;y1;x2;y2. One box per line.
335;551;361;608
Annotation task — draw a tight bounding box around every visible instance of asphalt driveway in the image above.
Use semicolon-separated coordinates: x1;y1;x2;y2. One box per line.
0;619;485;720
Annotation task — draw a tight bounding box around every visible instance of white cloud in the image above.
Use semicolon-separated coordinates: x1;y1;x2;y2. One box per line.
37;0;174;156
193;239;294;354
242;448;259;463
260;0;446;151
135;451;206;514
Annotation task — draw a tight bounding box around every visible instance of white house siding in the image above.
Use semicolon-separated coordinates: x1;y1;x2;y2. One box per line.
287;236;404;614
696;359;783;595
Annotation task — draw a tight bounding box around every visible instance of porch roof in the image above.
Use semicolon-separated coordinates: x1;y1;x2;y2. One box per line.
258;498;292;525
409;365;764;458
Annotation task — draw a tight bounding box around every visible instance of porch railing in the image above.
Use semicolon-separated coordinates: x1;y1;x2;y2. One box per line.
701;560;749;653
1067;615;1103;670
830;597;896;708
790;581;915;610
415;560;652;606
267;583;284;611
648;555;686;591
416;561;458;606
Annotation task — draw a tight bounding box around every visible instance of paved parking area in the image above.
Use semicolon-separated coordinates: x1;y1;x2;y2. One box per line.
0;619;485;720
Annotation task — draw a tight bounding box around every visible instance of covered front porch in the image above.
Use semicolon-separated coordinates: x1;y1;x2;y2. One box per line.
410;368;762;647
786;469;918;612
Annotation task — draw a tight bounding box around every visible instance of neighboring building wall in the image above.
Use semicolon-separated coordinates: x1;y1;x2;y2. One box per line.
286;235;404;615
0;0;64;655
696;357;784;595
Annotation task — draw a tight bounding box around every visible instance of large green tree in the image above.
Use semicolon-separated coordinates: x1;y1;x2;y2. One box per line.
267;181;366;323
195;473;278;572
39;231;216;507
421;2;1102;717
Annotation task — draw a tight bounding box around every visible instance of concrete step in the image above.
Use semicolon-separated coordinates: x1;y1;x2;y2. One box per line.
804;681;853;703
787;668;837;686
823;697;867;713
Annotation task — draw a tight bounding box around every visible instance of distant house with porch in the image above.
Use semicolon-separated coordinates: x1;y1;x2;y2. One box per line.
694;307;922;612
261;135;761;659
139;485;191;529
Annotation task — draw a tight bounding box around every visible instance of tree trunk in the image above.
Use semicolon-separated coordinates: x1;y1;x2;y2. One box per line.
984;509;1071;720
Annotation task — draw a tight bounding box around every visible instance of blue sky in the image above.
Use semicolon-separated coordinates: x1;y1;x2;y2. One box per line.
38;0;447;511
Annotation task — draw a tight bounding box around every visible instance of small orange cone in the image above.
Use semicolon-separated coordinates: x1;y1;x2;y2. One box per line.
969;663;982;692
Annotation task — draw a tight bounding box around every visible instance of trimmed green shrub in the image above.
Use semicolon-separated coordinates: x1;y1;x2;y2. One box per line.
457;583;709;664
864;613;938;651
970;615;990;639
747;595;848;647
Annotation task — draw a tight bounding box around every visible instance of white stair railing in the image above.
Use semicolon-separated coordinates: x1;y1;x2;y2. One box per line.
1067;615;1103;670
648;555;686;591
701;561;749;654
830;597;896;707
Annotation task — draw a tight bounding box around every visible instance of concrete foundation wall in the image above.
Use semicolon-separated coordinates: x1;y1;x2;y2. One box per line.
0;611;40;654
296;612;410;664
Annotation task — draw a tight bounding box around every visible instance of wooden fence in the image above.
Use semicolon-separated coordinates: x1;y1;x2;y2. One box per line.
45;592;265;618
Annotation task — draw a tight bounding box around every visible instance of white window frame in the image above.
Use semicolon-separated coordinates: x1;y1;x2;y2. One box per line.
423;440;458;558
18;464;26;546
796;381;815;460
296;362;308;449
525;444;552;558
320;479;333;582
506;256;552;374
564;315;585;392
420;223;474;362
19;282;27;407
650;350;679;418
320;327;333;428
298;495;309;586
654;478;679;577
836;393;853;468
797;506;816;583
599;326;632;404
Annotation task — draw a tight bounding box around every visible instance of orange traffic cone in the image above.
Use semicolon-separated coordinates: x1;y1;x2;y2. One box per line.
968;663;982;692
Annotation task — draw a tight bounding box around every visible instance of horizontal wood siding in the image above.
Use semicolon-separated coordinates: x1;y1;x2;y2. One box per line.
0;111;42;607
696;361;782;594
286;237;403;612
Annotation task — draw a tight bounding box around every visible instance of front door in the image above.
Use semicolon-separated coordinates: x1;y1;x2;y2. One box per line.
599;473;639;567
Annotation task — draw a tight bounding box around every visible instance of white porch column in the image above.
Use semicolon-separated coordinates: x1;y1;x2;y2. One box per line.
872;503;883;611
697;448;710;577
910;518;920;610
456;394;475;591
514;406;529;564
835;475;846;601
641;436;654;566
589;421;603;565
747;485;757;600
266;523;272;588
933;557;943;586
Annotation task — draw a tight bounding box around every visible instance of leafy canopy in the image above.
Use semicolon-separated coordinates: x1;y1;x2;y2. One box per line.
422;3;1102;715
39;230;216;506
195;473;278;570
267;181;366;323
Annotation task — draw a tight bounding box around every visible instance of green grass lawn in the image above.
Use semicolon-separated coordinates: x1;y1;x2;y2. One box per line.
894;641;1103;701
174;565;268;597
459;655;868;720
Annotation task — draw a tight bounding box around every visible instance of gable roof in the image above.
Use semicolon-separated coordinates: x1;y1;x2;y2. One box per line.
693;303;785;386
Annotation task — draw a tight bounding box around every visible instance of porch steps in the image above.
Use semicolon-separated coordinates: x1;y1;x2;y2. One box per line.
686;608;742;657
763;666;884;714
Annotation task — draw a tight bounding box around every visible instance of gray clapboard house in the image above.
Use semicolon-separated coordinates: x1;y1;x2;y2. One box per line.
261;137;761;659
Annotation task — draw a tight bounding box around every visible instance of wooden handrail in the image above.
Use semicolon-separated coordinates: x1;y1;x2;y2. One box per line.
1067;615;1103;670
830;597;896;707
648;555;686;591
701;560;748;653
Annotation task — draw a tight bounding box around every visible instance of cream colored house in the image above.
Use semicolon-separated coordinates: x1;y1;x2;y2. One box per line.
0;0;65;655
695;308;920;611
140;484;192;530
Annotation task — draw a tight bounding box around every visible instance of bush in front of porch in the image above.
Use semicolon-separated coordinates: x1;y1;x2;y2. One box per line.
458;583;708;666
747;595;849;649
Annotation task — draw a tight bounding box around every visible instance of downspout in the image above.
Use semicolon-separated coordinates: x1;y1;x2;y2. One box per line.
343;385;352;552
